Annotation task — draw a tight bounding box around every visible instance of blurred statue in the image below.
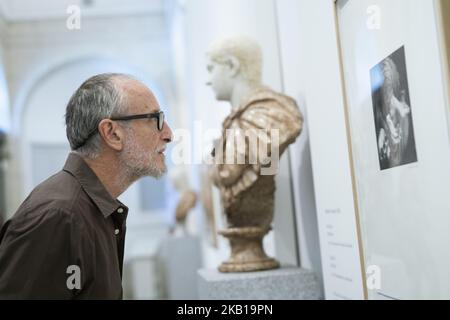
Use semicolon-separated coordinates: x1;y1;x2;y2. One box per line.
0;130;7;228
169;166;197;236
206;35;303;272
200;165;218;248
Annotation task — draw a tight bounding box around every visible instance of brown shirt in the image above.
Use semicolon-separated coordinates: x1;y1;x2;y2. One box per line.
0;153;128;299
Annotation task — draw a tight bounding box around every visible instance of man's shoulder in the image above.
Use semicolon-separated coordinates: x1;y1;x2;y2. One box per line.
12;170;85;223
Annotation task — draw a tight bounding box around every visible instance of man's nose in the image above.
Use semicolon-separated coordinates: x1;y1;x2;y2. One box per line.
162;121;173;143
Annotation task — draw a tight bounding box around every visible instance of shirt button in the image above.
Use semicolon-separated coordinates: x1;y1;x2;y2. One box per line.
117;208;124;214
114;229;120;235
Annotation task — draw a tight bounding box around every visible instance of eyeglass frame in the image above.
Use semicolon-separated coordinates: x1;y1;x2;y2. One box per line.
110;110;165;131
73;111;165;150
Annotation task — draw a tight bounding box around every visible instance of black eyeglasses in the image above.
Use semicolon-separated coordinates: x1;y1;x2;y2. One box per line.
73;111;165;150
110;111;165;131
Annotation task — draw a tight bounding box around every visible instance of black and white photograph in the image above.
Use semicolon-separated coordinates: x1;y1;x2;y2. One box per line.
370;46;418;170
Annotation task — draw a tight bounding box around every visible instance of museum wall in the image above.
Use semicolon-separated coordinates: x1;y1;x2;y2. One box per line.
276;0;365;299
276;0;323;292
0;15;9;132
439;0;450;109
441;0;450;69
276;0;450;300
0;15;8;132
0;13;9;225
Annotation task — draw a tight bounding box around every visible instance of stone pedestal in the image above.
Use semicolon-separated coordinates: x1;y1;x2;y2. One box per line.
218;226;279;272
198;266;322;300
157;235;202;299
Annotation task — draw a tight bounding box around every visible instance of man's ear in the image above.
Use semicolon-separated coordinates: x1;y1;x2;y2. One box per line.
98;119;124;152
225;55;241;78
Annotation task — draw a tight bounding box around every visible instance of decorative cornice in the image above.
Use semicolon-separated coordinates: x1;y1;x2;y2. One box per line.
0;0;165;22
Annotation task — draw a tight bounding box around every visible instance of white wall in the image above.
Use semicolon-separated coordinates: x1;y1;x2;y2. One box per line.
276;0;365;300
0;15;9;132
275;0;323;291
0;14;10;224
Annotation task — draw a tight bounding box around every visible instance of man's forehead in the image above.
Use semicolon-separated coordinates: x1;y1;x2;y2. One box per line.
120;79;160;113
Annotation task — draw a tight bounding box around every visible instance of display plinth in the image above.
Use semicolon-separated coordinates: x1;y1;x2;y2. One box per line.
157;235;202;299
197;266;322;300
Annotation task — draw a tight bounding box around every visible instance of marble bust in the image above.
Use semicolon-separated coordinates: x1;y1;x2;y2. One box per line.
206;35;303;272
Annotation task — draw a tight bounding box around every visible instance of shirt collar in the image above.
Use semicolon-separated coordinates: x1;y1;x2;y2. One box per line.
63;152;128;219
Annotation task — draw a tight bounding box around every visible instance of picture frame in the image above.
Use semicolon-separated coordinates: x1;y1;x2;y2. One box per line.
336;0;450;299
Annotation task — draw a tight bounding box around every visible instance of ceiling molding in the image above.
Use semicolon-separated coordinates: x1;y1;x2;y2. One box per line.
0;0;165;22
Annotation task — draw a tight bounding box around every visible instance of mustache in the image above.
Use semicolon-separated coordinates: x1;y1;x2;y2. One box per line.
156;146;166;153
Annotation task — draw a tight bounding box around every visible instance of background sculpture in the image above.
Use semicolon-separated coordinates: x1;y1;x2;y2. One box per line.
200;164;218;248
206;35;303;272
169;166;197;236
0;130;7;228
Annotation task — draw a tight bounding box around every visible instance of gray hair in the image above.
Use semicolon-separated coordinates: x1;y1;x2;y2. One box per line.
65;73;134;159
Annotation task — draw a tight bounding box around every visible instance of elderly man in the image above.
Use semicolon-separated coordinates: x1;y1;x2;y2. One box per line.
0;73;172;299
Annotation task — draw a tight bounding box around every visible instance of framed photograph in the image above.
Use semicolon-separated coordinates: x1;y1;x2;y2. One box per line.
337;0;450;299
437;0;450;107
370;46;418;171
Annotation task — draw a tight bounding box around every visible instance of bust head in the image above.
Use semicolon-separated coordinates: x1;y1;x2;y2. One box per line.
206;35;263;101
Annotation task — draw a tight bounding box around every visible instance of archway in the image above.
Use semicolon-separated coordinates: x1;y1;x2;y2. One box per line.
0;54;10;225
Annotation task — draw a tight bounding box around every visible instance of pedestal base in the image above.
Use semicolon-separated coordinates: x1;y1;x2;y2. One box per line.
219;257;279;273
157;235;202;299
218;226;279;272
198;266;322;300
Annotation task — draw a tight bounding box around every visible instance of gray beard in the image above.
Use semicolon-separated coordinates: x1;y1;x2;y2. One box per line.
119;131;167;183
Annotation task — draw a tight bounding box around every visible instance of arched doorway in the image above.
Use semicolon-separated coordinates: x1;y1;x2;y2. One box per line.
0;55;10;225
